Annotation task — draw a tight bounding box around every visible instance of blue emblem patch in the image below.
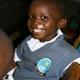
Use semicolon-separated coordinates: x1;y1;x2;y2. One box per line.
35;58;52;76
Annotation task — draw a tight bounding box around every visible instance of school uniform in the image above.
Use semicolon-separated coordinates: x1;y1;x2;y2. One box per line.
4;29;80;80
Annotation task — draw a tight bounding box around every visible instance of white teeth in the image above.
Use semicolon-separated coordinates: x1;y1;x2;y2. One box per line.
34;29;43;33
33;24;45;33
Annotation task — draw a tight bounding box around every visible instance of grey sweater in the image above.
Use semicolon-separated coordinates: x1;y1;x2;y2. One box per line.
13;35;80;80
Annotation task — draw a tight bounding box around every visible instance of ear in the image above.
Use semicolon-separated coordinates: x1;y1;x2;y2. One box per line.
58;19;67;28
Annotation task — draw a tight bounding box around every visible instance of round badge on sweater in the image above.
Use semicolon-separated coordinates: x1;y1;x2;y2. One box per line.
35;58;52;76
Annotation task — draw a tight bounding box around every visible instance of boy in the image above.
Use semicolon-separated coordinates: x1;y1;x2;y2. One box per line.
12;0;80;80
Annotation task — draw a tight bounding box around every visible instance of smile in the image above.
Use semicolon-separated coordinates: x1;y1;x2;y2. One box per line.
33;25;45;33
34;29;44;33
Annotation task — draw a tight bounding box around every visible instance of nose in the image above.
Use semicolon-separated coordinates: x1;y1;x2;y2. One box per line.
33;17;41;27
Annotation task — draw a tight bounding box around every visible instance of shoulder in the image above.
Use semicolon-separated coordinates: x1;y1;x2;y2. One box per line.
21;35;31;44
59;39;79;53
55;39;80;60
16;35;31;51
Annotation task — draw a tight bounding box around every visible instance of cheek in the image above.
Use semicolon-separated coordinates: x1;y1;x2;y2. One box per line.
27;20;32;30
45;22;54;30
45;22;58;33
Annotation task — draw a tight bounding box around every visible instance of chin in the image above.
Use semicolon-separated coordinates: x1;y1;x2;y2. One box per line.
33;36;43;41
33;36;41;39
32;34;43;39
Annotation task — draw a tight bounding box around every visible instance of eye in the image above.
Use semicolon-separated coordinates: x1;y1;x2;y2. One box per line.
28;15;33;19
41;16;48;21
28;15;35;20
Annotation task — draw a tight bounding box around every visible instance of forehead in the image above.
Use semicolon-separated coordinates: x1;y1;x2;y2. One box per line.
29;0;62;17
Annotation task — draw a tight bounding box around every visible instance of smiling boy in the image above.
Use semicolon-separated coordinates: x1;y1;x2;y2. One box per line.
12;0;80;80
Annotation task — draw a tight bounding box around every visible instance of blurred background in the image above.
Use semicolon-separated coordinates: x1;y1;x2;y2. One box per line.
0;0;80;48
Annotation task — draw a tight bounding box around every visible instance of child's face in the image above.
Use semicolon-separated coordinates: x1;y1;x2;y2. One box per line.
27;0;66;41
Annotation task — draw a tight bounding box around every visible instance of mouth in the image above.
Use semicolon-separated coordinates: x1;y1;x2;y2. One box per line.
33;29;44;33
33;25;45;33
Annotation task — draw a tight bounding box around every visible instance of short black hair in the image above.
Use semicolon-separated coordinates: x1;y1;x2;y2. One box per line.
31;0;79;19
